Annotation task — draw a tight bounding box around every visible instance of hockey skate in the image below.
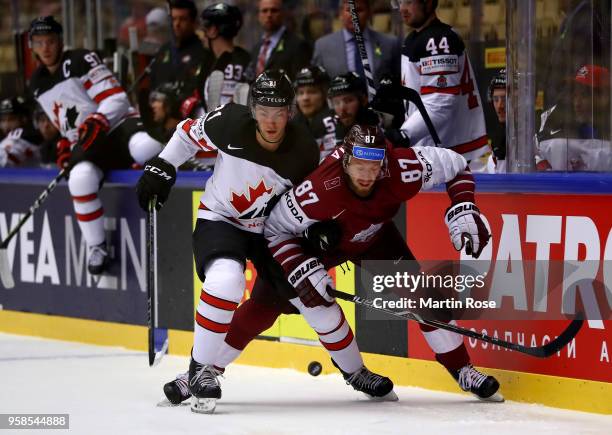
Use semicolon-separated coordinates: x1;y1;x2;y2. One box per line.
451;364;504;402
333;360;398;401
88;242;109;275
159;372;191;406
189;358;222;414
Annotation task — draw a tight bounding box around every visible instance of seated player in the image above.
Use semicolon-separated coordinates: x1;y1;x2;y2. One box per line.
28;16;163;274
0;97;42;168
292;65;337;159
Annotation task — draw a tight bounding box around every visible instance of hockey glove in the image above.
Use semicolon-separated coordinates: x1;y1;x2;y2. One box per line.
371;77;406;128
288;258;335;308
136;156;176;211
303;219;342;253
445;202;490;258
56;138;72;169
384;128;411;148
69;113;110;167
180;89;202;118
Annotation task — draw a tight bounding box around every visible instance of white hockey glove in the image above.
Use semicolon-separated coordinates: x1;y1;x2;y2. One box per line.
287;258;335;308
445;202;490;258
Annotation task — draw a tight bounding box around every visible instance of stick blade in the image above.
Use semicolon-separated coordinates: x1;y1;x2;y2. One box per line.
521;316;584;358
206;70;225;111
0;249;15;289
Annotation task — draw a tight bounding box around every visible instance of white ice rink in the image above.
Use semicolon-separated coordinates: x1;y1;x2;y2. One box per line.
0;333;610;435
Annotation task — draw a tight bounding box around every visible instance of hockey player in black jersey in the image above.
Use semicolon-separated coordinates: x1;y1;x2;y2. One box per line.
328;72;382;144
293;65;337;160
201;2;251;110
137;70;320;413
0;97;43;167
28;16;163;275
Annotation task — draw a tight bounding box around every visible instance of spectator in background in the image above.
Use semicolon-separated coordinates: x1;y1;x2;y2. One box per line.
312;0;401;87
536;64;611;171
292;65;337;159
33;105;59;167
149;0;214;118
201;3;251;110
149;83;183;143
0;97;42;168
250;0;311;80
486;69;506;173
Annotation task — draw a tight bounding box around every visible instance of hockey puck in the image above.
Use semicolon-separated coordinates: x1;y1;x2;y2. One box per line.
308;361;322;376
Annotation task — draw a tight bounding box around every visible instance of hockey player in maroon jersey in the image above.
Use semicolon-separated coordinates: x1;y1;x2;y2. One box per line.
162;124;503;406
28;16;163;275
390;0;489;163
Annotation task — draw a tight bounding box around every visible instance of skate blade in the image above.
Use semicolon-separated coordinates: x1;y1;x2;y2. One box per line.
190;396;217;414
364;390;399;402
156;398;190;407
476;391;505;403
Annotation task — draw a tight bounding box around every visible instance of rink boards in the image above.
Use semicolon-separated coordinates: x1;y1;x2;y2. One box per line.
0;169;610;414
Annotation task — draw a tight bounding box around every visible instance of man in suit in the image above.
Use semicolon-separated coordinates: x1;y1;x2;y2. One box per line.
250;0;311;80
312;0;401;88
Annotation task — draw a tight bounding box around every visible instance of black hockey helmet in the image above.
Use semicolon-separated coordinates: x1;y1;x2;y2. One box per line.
250;69;295;108
487;68;506;102
0;97;28;117
342;124;386;168
294;65;330;90
328;72;367;98
149;82;182;116
201;3;243;39
29;16;63;41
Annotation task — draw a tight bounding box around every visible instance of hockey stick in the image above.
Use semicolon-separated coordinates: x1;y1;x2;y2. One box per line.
147;196;168;366
329;289;584;358
233;82;250;106
206;70;225;111
348;0;376;100
348;0;442;146
397;86;441;145
0;168;68;289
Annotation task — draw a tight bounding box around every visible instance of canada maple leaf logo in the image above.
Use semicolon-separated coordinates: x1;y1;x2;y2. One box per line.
230;180;274;216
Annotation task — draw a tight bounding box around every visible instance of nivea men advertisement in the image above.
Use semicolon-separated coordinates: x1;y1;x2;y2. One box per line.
0;180;194;329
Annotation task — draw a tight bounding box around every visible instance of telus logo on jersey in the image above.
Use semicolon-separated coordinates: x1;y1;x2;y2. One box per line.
230;180;276;219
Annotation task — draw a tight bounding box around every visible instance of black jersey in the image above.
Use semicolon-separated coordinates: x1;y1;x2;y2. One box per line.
294;108;337;160
204;47;252;108
150;34;214;98
30;49;137;145
159;103;320;233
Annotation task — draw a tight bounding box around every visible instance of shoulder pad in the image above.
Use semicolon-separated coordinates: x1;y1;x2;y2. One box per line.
202;103;251;149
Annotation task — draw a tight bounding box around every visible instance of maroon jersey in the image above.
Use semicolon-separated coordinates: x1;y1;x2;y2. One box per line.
264;144;475;271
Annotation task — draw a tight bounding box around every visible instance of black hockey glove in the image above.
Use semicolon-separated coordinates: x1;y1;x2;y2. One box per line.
371;77;406;129
303;219;342;253
137;156;176;211
384;128;411;148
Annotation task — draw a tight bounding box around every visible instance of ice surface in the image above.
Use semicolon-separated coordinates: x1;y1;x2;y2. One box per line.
0;333;610;435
